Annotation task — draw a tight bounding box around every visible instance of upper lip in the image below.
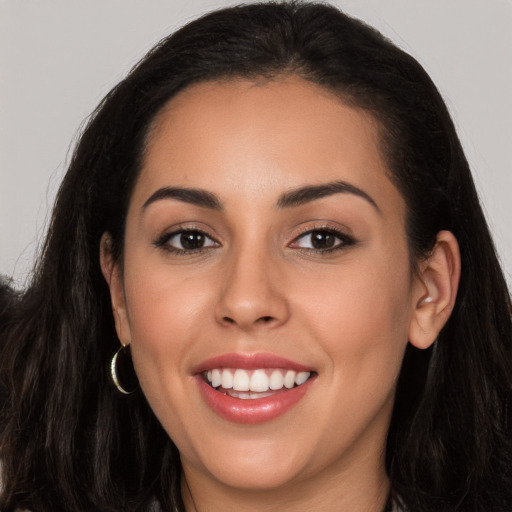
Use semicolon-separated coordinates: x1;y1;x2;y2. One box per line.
192;352;314;375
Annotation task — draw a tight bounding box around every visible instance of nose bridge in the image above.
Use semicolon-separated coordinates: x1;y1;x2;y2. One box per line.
215;238;289;329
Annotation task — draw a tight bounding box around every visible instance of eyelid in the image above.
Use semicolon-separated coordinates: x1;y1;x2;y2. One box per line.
152;221;356;255
153;224;221;254
288;224;356;252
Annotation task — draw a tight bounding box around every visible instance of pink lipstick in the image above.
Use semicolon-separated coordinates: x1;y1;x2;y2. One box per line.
193;353;316;424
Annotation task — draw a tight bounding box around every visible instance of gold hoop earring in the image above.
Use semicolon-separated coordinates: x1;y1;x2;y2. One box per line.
110;344;138;394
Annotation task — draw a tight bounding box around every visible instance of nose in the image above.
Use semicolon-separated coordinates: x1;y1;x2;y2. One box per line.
214;246;290;331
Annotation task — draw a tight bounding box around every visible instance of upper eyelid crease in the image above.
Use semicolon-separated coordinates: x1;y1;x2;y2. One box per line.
294;221;353;236
154;226;355;256
153;228;219;254
155;226;218;242
293;227;355;243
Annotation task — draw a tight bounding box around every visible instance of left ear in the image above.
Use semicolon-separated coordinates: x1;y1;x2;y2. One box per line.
408;230;461;350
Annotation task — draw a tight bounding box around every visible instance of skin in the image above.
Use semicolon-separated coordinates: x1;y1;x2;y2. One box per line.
101;77;460;511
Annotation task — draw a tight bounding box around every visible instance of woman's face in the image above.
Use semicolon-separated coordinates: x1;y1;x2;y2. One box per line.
108;77;427;497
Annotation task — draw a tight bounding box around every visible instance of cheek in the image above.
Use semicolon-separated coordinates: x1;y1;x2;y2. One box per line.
296;251;413;382
122;265;219;444
121;259;215;384
125;247;212;325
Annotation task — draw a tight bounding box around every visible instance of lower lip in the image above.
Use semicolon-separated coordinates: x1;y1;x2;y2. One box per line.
196;376;314;424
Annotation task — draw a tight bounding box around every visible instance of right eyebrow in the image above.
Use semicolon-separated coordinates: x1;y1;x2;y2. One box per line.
141;186;223;212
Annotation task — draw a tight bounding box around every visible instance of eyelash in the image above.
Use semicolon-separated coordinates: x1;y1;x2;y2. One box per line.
289;226;356;254
153;227;220;255
153;226;356;255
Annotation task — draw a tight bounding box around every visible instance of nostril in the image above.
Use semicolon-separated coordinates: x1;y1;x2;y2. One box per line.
222;315;275;325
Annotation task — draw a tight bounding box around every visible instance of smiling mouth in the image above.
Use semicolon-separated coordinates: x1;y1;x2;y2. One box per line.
203;368;313;399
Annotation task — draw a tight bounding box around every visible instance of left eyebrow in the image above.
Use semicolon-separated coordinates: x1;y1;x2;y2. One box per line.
276;180;381;213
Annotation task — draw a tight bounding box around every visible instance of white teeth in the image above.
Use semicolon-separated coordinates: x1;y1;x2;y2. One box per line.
295;371;310;386
284;370;296;389
205;367;312;395
250;369;270;392
269;369;285;390
221;369;233;389
233;369;250;391
211;369;222;388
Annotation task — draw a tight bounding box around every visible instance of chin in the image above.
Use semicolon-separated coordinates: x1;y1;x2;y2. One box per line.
182;433;316;492
203;457;307;492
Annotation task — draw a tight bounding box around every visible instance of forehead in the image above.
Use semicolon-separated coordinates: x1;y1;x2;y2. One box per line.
135;76;403;217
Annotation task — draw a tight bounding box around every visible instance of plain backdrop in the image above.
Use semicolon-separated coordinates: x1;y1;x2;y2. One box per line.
1;0;511;288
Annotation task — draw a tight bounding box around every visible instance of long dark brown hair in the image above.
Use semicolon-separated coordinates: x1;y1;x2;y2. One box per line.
1;2;511;511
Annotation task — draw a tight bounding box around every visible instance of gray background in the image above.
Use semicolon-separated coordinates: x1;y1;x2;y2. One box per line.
1;0;511;288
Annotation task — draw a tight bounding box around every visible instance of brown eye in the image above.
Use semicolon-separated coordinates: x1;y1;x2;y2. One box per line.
291;228;355;253
157;229;219;253
180;231;206;250
310;231;336;250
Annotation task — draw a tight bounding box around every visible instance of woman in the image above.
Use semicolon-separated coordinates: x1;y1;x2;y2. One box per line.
1;2;511;511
